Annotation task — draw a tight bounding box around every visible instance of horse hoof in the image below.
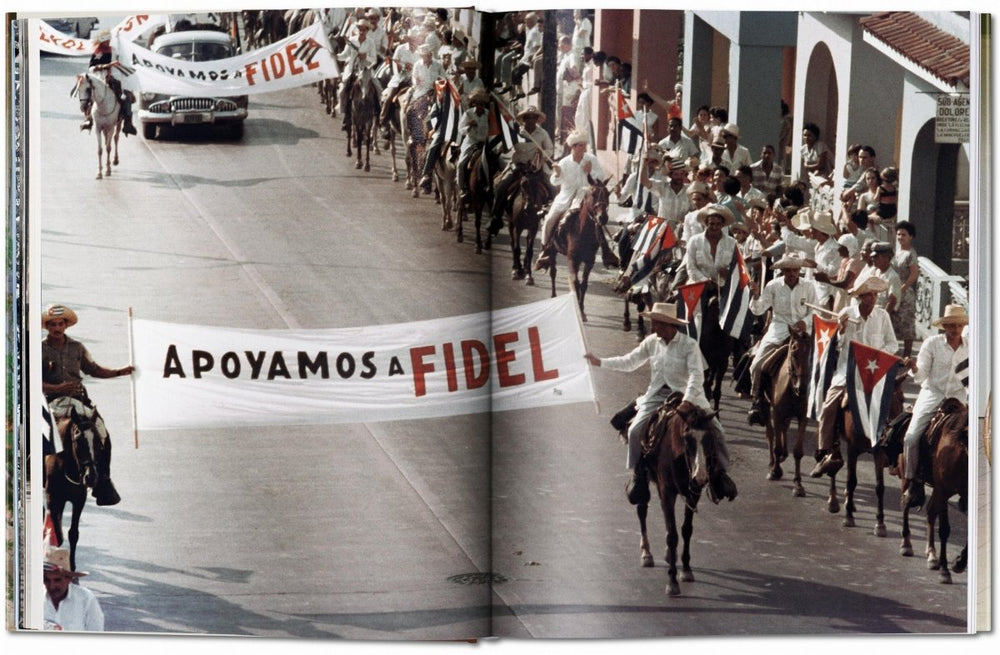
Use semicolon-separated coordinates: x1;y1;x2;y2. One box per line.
766;468;782;481
939;570;953;584
364;164;371;172
581;313;588;323
900;544;914;557
96;173;102;180
475;246;483;255
927;553;940;570
828;498;840;514
640;554;654;568
412;188;419;198
666;581;681;596
874;523;887;538
512;269;524;280
392;173;399;182
792;484;805;498
842;515;855;528
355;161;362;169
680;569;695;583
405;181;413;190
525;277;534;286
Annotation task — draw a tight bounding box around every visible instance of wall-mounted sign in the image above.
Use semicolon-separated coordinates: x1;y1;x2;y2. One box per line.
935;93;970;143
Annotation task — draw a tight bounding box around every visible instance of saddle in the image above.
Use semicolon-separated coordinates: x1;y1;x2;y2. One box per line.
876;398;967;483
640;392;686;457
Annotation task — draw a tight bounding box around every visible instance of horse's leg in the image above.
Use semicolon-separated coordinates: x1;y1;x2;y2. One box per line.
679;496;697;583
791;418;806;497
765;424;782;480
364;122;372;172
474;204;485;254
873;452;888;537
638;501;653;568
900;500;914;557
548;256;558;299
511;226;523;279
354;123;363;169
67;490;85;572
524;226;536;286
953;543;968;574
623;293;633;332
578;263;592;322
925;491;943;573
95;131;104;179
841;447;859;523
112;124;120;167
660;493;681;596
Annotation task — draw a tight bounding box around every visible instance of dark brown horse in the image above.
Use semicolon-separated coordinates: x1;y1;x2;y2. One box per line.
698;281;730;411
548;178;615;321
43;406;100;572
346;67;380;172
456;145;492;253
899;398;968;583
633;400;724;596
761;332;813;495
506;168;551;285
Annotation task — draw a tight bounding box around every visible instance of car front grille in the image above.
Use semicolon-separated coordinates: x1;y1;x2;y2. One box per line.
147;98;240;113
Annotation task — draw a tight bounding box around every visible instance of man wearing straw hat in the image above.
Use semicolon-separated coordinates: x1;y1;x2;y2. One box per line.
781;209;842;309
811;274;898;477
900;304;969;509
489;105;553;236
684;203;737;284
377;26;421;128
43;544;105;631
42;304;133;505
585;303;736;503
79;29;137;136
746;253;817;425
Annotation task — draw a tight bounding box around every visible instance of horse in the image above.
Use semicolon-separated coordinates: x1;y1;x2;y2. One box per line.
75;71;122;180
456;145;493;253
381;87;411;184
632;399;726;596
434;145;458;232
760;332;813;495
831;370;907;529
898;398;968;583
346;66;380;172
698;281;731;411
43;406;100;572
547;178;616;322
505;167;552;285
404;92;434;198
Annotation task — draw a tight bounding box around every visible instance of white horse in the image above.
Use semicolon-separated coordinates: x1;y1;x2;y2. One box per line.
75;70;122;179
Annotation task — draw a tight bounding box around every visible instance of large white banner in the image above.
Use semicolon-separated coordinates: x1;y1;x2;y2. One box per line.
117;21;340;96
132;295;595;430
38;15;167;56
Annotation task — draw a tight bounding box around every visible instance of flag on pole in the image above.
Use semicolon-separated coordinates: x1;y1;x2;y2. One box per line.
488;98;519;152
719;246;753;341
956;356;969;388
846;341;903;442
624;215;676;288
675;281;706;340
616;89;644;155
43;513;60;547
432;79;463;145
807;314;840;420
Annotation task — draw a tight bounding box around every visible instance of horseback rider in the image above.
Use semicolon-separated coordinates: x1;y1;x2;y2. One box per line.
488;105;554;236
338;19;380;133
414;44;449;193
455;90;491;203
456;59;486;107
584;302;737;504
534;130;605;271
42;305;134;506
683;203;737;284
810;275;898;477
377;26;421;130
614;146;664;266
900;304;969;509
746;253;817;426
79;30;137;136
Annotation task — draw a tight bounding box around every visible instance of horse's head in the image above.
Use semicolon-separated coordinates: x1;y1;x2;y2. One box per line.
68;406;99;488
786;331;813;396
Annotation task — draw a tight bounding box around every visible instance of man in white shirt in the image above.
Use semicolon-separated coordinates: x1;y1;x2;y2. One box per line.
811;275;898;477
489;106;554;236
746;253;817;425
536;130;604;269
657;116;699;165
750;144;785;196
719;123;753;172
512;12;543;94
900;305;969;509
456;90;490;202
338;19;379;131
43;545;104;631
585;302;736;503
781;210;842;308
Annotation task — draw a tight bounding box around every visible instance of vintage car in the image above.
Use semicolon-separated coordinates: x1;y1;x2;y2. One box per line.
138;30;248;139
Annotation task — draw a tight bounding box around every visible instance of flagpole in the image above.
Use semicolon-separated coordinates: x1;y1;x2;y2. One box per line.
614;81;621;185
572;294;601;415
803;301;861;324
127;307;139;449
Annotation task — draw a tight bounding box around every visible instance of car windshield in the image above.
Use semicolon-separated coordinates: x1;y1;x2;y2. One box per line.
157;41;233;62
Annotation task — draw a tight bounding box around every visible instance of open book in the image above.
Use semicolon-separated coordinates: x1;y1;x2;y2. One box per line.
5;4;992;644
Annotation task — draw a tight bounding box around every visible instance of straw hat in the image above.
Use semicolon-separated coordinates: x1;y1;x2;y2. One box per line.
809;210;838;236
42;304;78;329
848;274;888;297
667;158;689;172
44;545;87;577
696;203;736;227
517;106;547;123
837;233;859;258
746;196;768;211
721;123;740;138
468;89;489;107
459;59;481;70
406;26;423;40
871;241;893;256
730;221;750;234
639;302;689;326
931;304;969;327
566;131;588;147
417;44;433;57
355;19;371;31
93;29;111;43
686;181;710;197
438;45;453;58
773;252;816;270
791;207;812;231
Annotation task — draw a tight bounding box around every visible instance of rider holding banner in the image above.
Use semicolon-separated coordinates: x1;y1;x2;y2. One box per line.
42;305;134;506
79;30;137;136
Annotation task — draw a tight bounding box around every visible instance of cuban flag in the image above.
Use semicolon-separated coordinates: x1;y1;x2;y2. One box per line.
624;215;677;288
807;314;840;420
432;79;462;145
616;89;643;155
956;356;969;389
719;246;753;341
487;98;519;152
846;341;903;442
675;281;706;340
42;396;56;456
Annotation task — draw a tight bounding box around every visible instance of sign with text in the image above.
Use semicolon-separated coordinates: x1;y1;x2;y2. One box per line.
37;15;166;56
131;295;594;430
935;93;970;144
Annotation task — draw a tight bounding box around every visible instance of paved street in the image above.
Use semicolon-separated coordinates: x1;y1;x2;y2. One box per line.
29;44;971;643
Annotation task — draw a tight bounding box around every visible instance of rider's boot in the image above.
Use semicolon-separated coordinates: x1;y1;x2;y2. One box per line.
747;394;767;427
534;244;554;271
80;117;93;132
901;477;925;510
625;467;650;505
599;231;620;268
123;116;137;136
92;438;121;506
810;447;844;478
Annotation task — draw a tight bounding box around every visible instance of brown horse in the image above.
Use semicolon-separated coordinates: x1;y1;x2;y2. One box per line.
434;145;458;232
761;332;813;495
698;282;731;411
548;178;615;321
44;406;100;572
831;370;907;529
899;398;968;583
456;145;492;253
502;167;551;285
346;67;380;172
633;399;725;596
